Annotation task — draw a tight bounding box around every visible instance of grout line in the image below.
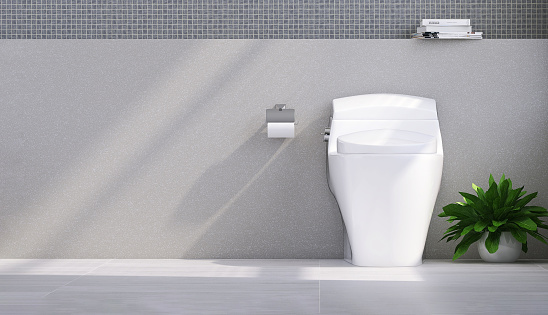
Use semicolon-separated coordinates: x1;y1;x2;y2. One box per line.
42;259;114;298
533;262;548;272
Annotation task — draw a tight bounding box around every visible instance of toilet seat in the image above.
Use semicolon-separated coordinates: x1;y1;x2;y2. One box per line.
337;129;437;154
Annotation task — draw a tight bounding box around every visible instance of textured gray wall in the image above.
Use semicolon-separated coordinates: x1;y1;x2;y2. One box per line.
0;40;547;259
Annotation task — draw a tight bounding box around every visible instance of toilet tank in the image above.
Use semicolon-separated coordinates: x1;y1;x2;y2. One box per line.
332;94;438;120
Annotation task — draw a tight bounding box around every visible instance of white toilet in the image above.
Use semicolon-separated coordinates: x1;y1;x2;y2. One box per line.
326;94;443;267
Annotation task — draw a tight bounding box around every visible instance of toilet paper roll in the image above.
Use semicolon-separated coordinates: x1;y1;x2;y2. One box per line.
267;122;295;138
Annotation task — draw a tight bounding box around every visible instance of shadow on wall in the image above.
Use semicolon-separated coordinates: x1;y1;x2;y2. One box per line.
0;41;281;257
169;117;342;259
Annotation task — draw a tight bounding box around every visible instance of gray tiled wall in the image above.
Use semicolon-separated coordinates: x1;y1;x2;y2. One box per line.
1;1;547;39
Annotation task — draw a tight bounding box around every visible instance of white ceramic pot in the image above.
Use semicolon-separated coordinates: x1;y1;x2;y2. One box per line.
478;231;521;263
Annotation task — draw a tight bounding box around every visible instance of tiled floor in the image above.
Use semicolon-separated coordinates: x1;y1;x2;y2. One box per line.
0;259;547;314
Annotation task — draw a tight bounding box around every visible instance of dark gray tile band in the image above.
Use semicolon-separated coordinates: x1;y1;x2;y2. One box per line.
0;1;547;40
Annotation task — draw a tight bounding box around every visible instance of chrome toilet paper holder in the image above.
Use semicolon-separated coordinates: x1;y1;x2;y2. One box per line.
266;104;294;123
266;104;295;138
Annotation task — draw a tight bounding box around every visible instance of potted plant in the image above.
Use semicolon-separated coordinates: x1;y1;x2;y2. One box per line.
439;174;548;262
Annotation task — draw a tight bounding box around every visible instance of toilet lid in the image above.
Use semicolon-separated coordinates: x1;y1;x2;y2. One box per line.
337;129;437;154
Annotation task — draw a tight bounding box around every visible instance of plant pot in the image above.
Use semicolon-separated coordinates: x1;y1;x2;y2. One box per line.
478;231;521;263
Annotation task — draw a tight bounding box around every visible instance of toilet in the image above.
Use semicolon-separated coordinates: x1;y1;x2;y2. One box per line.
326;94;443;267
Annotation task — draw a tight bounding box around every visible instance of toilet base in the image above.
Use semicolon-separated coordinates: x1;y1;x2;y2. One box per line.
343;224;424;267
330;153;442;267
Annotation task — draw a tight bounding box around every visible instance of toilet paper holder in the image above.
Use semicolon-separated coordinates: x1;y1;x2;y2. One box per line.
266;104;295;138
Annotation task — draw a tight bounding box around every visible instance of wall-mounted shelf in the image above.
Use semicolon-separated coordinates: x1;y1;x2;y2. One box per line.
413;19;482;40
412;34;483;40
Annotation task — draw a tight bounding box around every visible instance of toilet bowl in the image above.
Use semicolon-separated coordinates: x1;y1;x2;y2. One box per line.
326;94;443;267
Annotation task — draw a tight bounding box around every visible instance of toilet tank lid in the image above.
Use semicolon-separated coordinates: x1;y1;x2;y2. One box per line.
332;94;438;120
337;129;437;154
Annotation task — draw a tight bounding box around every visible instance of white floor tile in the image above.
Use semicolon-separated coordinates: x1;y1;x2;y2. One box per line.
0;259;546;314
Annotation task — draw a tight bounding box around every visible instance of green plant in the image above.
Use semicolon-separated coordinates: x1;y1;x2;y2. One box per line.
439;174;548;260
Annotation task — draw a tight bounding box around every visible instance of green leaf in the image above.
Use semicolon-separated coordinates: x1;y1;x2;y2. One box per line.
505;187;524;207
514;192;538;209
537;223;548;230
493;197;501;210
452;232;482;260
522;206;548;214
499;174;506;185
498;180;510;208
472;183;486;202
488;225;498;232
472;183;480;192
442;228;459;235
526;230;548;245
512;217;538;231
485;231;501;254
510;229;527;244
508;178;513;190
474;220;490;232
443;225;460;234
522;242;528;253
531;217;544;225
484;181;499;208
440;231;458;242
494;206;513;220
461;224;475;236
459;192;484;206
459;192;488;216
489;174;495;186
492;219;508;227
506;223;521;230
441;203;476;219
